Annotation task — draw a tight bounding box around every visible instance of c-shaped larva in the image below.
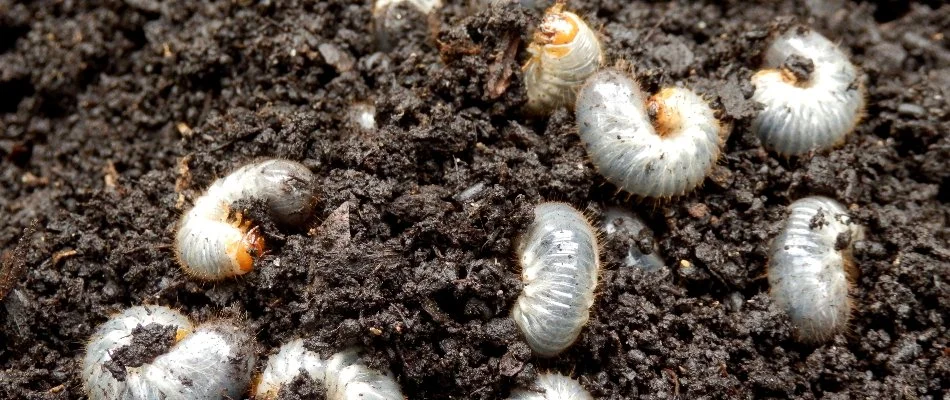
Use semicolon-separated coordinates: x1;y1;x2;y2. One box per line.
175;159;317;280
523;3;604;115
512;202;599;357
507;373;592;400
575;68;727;198
82;305;256;400
254;339;404;400
768;196;862;343
751;26;865;156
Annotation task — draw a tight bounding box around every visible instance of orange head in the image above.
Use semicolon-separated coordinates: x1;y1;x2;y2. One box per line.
174;327;192;343
225;214;266;274
648;89;683;138
535;8;580;47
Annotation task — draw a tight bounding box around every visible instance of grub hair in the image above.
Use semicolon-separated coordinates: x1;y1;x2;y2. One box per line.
508;372;593;400
523;4;604;115
575;68;727;198
751;26;865;156
174;159;317;280
254;339;404;400
82;305;256;400
767;196;861;343
512;202;599;357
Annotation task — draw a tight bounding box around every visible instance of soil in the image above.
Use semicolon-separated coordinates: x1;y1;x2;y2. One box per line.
1;0;948;399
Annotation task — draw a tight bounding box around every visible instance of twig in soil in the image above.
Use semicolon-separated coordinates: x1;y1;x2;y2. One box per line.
174;155;192;210
51;249;78;266
0;223;36;302
642;14;667;43
486;32;521;99
662;368;680;397
420;297;459;331
436;40;481;62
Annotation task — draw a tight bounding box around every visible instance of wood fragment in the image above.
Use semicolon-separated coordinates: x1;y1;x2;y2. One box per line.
0;223;36;302
51;249;78;266
486;32;521;99
175;155;193;210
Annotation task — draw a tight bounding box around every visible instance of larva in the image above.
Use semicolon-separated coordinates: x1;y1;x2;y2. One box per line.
82;305;256;400
512;202;599;357
751;26;865;156
602;206;665;271
575;68;726;198
175;159;317;280
768;196;862;343
508;373;592;400
523;4;604;115
254;339;404;400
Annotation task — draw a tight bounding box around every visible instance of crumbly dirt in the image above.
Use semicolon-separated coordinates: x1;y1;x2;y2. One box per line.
1;0;947;399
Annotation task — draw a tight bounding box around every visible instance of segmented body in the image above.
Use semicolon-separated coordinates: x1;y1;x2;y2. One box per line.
255;339;404;400
575;69;725;198
523;5;603;114
83;305;256;400
513;202;599;357
751;27;865;156
175;159;316;280
508;373;592;400
768;196;861;342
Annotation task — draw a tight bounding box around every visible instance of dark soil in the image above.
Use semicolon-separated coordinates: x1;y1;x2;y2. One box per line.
1;0;948;399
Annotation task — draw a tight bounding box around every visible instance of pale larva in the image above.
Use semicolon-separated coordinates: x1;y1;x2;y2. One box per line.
751;26;865;156
254;339;326;399
82;305;256;400
768;196;862;343
575;68;726;198
175;159;317;280
602;206;665;271
254;339;404;400
523;4;604;115
512;202;599;357
508;373;592;400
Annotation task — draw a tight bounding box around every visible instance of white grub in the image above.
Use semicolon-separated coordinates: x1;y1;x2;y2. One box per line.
768;196;862;343
508;372;593;400
523;4;604;115
751;26;865;156
513;202;599;357
255;339;404;400
602;207;665;271
575;68;726;198
174;159;316;280
83;305;256;400
254;339;327;400
373;0;442;51
323;348;404;400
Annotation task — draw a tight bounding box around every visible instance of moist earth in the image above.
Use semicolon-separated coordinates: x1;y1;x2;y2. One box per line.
0;0;948;399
